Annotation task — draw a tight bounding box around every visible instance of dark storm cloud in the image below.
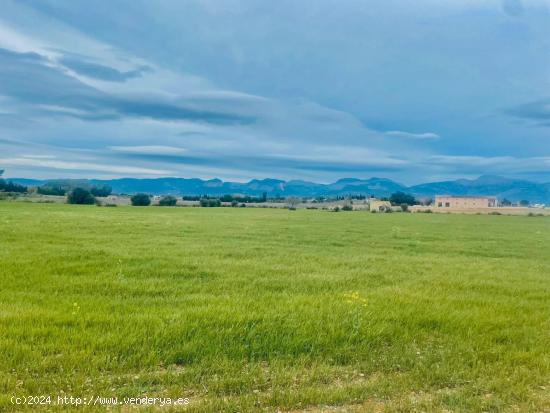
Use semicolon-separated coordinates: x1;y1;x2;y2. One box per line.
59;55;153;82
3;0;550;181
505;98;550;124
113;152;405;174
0;48;102;107
0;48;254;124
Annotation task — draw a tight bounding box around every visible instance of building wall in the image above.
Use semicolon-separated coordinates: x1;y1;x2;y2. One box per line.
435;196;497;209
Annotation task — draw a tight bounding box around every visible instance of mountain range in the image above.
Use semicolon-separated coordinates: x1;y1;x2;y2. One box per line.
9;175;550;203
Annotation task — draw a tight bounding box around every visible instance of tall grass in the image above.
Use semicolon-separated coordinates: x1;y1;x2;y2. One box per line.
1;203;549;412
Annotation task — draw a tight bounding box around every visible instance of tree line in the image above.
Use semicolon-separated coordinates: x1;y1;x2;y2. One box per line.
0;170;27;193
38;183;112;197
0;171;533;208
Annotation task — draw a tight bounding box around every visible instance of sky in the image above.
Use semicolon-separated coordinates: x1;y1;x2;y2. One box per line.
1;0;550;184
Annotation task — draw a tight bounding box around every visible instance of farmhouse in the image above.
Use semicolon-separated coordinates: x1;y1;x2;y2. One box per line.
369;200;392;212
435;195;497;209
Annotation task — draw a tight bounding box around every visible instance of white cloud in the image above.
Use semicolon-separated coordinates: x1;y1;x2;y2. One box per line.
108;145;187;155
428;155;515;166
0;21;47;55
427;155;550;175
269;145;407;166
0;157;172;175
385;131;440;140
20;154;56;159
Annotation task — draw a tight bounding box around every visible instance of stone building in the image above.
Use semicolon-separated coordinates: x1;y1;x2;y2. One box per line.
435;195;497;209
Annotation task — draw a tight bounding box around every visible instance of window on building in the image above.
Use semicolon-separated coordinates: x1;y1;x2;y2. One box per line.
445;202;450;207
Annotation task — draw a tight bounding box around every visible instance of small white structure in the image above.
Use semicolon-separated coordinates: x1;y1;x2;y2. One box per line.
369;199;392;212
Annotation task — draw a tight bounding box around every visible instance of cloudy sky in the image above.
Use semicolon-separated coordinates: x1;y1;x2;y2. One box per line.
1;0;550;184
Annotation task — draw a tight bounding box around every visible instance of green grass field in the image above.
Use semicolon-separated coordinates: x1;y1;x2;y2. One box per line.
1;202;550;412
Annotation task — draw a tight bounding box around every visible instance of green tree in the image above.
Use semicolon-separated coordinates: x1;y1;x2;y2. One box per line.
209;199;221;207
0;179;28;193
519;200;529;206
67;187;96;204
389;192;416;206
131;193;151;206
159;195;177;206
37;185;66;196
91;185;112;197
200;198;221;207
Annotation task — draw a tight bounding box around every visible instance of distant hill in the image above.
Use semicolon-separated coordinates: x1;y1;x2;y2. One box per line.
7;175;550;203
410;175;550;204
6;178;44;186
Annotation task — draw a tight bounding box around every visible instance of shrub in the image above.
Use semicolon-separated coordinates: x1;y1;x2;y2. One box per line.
131;193;151;206
159;195;177;206
489;211;501;215
200;198;221;207
400;203;409;212
67;187;96;205
286;197;301;209
333;206;340;212
342;205;353;211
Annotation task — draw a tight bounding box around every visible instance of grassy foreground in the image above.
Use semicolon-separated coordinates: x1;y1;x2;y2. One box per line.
1;202;550;412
